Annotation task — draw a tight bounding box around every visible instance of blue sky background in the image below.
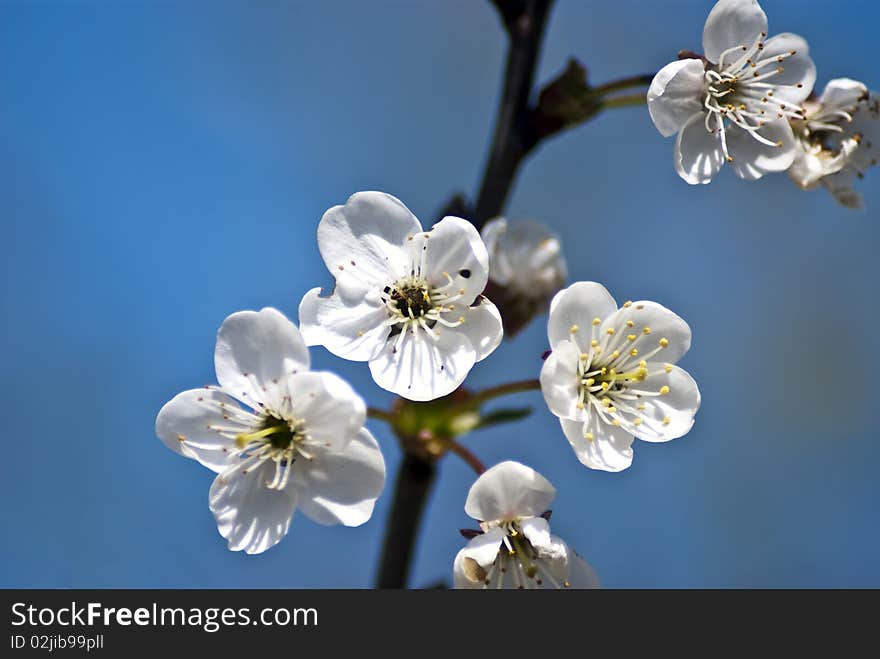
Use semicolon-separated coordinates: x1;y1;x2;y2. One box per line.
2;0;878;588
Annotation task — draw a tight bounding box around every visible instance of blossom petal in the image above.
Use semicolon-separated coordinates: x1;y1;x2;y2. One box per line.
291;428;385;527
819;78;868;111
726;120;796;180
674;111;724;184
647;59;706;137
209;461;298;554
702;0;767;65
453;527;505;588
156;387;257;473
214;308;310;411
465;461;556;522
285;371;366;452
759;33;815;104
846;92;880;173
547;282;617;349
298;281;390;362
822;169;864;210
560;417;634;472
600;300;692;364
788;147;843;190
520;517;558;556
567;549;601;588
620;364;700;443
368;324;475;401
483;217;567;294
540;339;582;420
421;216;490;306
317;191;422;288
459;297;503;362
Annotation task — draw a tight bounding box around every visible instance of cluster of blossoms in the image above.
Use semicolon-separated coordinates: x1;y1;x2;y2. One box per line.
648;0;877;208
156;192;698;586
155;0;866;589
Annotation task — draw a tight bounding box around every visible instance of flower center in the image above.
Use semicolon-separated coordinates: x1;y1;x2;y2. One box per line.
380;272;468;352
700;34;807;161
472;520;570;589
231;415;309;490
392;283;433;318
567;305;674;438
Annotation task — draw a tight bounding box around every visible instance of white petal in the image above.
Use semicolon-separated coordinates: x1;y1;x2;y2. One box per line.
421;215;490;306
621;364;701;443
757;33;815;104
317;191;422;288
483;218;567;294
788;146;842;190
214;308;310;411
520;517;556;555
726;120;796;180
819;78;868;111
822;169;864;210
291;428;385;527
702;0;767;65
453;527;505;588
458;297;503;362
647;59;706;137
298;281;390;362
155;387;257;473
567;549;601;589
846;92;880;174
560;417;634;472
481;217;511;285
601;299;692;364
674;111;724;185
368;324;475;401
465;461;556;522
285;371;366;452
547;282;617;349
209;461;298;554
539;339;582;420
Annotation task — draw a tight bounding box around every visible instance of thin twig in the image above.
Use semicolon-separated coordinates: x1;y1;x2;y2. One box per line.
591;73;654;96
466;378;541;408
601;93;648;109
445;439;487;475
367;407;395;424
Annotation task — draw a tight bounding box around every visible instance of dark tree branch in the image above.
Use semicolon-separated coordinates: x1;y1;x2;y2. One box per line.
375;454;437;589
473;0;555;228
374;0;556;590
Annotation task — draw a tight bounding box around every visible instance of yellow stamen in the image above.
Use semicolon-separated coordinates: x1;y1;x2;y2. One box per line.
235;423;288;449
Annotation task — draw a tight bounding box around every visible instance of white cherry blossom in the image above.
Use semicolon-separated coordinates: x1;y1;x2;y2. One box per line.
481;217;567;335
453;461;599;589
299;191;503;401
788;78;879;209
647;0;815;184
482;217;567;307
155;308;385;554
540;282;700;472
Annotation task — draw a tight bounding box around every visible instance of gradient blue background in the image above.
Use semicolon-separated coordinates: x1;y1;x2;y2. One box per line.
2;0;878;588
